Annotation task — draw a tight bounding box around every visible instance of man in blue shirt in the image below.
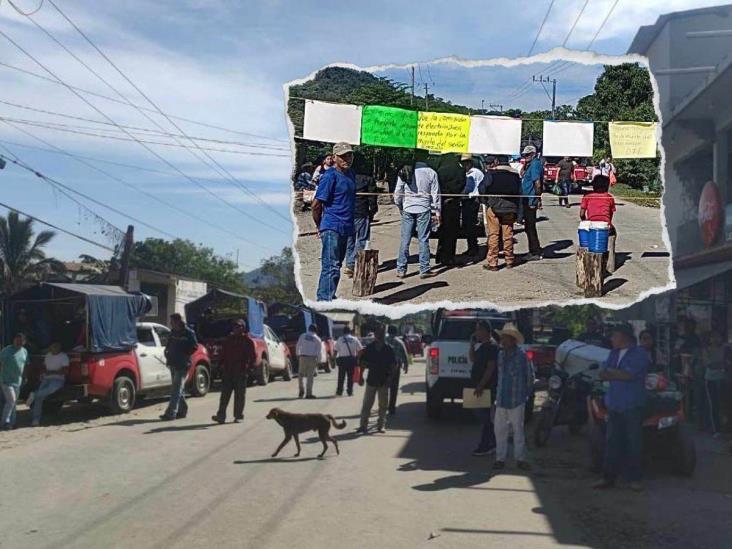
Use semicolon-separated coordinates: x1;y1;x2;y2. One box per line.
520;145;543;261
313;142;356;301
595;324;650;491
0;333;29;430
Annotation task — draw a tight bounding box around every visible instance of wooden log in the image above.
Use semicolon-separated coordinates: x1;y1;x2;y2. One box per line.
606;233;617;274
576;247;588;288
583;252;605;298
352;249;379;297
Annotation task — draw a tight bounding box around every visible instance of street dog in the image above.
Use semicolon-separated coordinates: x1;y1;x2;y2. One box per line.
266;408;346;457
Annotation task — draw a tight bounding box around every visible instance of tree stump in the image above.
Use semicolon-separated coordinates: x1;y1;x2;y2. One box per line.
352;249;379;297
577;247;604;297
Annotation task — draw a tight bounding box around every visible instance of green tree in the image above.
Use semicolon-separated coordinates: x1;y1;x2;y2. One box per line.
0;211;64;296
548;305;604;337
131;238;244;292
247;247;301;305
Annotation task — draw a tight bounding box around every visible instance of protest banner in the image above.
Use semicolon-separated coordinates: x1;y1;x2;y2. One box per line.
417;112;471;153
468;115;522;154
608;121;658;158
360;105;418;148
543;121;594;157
303;100;362;144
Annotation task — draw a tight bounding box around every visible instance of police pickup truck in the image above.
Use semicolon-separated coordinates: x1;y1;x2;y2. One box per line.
424;309;535;419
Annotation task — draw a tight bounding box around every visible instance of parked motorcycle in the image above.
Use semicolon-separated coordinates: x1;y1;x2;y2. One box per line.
588;373;696;476
534;364;598;447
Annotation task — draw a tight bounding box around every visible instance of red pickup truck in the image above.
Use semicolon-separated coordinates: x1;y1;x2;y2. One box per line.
543;157;593;191
6;283;211;415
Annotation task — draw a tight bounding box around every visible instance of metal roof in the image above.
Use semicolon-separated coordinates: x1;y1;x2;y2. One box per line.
42;283;131;297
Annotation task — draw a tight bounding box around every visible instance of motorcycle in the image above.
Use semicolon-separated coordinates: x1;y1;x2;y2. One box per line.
534;363;598;447
588;372;696;476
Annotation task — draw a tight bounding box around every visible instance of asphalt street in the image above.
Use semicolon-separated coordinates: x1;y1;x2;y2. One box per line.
295;195;671;309
1;359;729;549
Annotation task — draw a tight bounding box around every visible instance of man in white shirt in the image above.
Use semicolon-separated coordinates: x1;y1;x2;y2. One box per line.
296;325;322;399
460;154;484;257
394;149;441;279
334;326;363;396
30;342;69;426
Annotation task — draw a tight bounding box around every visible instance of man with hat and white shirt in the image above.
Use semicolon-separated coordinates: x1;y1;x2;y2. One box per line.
520;145;543;262
460;154;483;258
334;326;363;396
312;142;356;301
493;323;534;471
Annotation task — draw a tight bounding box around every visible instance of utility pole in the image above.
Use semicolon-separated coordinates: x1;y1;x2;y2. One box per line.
488;103;504;113
424;83;430;110
411;66;415;107
118;225;134;290
533;75;557;119
481;99;485;112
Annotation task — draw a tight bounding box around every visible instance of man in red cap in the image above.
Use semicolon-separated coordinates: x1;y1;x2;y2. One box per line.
212;319;256;424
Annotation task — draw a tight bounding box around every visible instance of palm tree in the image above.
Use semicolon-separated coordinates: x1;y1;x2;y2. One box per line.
0;211;64;296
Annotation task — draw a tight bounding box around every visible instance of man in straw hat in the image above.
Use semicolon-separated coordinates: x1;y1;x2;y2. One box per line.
492;323;534;471
312;142;356;301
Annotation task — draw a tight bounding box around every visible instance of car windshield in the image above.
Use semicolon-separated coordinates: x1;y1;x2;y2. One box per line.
437;318;507;340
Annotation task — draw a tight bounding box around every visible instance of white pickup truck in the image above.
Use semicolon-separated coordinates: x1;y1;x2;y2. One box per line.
424;310;535;419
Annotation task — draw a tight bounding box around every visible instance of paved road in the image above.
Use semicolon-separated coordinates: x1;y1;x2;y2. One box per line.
295;195;671;310
1;360;728;549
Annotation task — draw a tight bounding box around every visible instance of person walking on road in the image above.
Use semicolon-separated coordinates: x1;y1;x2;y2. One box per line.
594;324;650;492
520;145;543;262
493;324;534;471
313;142;356;301
480;155;521;271
357;326;396;434
29;342;69;427
394;148;440;279
334;326;362;396
161;314;198;421
344;154;378;278
385;325;409;416
212;319;256;424
0;333;29;430
555;156;574;208
471;320;499;456
460;154;483;258
296;324;322;399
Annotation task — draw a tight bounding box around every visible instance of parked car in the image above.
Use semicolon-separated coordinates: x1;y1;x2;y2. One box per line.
185;289;270;385
263;324;293;381
5;283;211;415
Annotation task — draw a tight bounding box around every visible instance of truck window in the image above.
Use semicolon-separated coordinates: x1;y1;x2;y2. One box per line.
154;326;170;347
137;327;156;347
437;318;508;340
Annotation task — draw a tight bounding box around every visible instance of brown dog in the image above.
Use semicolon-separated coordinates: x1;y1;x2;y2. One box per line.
266;408;346;457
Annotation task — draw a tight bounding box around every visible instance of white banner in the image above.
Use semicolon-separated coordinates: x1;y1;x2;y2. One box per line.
303;100;362;145
468;115;522;155
542;121;594;157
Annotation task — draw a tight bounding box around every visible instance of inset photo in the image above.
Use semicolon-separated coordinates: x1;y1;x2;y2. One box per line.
287;56;671;310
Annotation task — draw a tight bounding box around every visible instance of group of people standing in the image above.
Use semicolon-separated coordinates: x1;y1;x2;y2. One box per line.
307;141;552;300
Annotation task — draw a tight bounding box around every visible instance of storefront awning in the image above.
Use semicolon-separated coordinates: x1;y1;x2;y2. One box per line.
674;259;732;290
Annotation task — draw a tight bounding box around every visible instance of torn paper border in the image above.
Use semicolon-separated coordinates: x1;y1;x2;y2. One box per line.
283;47;675;318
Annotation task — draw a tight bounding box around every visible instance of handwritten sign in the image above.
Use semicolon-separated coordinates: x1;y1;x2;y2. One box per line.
609;122;657;158
417;112;470;153
360;106;418;148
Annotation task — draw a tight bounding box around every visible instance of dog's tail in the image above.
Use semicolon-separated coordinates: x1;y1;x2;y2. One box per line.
327;415;347;429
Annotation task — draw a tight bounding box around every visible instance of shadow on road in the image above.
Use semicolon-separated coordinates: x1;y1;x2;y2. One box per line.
144;423;213;434
373;282;449;305
254;396;338;403
542;239;573;259
372;281;403;293
400;382;425;394
603;278;628;294
233;456;325;464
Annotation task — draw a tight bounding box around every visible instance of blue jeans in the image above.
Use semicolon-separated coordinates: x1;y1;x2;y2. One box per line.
603;406;644;483
32;377;65;422
473;407;496;451
397;210;431;275
0;382;20;427
558;179;571;205
345;217;371;270
317;230;350;301
164;368;189;418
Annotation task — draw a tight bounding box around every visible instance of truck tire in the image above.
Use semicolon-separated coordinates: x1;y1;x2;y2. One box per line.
109;375;136;414
257;358;270;386
426;389;442;419
672;424;696;476
282;359;293;381
534;407;554;447
190;363;210;397
589;424;605;474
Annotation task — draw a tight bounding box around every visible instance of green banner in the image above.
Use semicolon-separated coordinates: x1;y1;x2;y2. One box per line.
360;105;418;148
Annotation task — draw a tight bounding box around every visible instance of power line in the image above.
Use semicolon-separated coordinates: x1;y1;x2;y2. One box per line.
0;61;288;143
45;0;292;225
0;116;292;156
562;0;591;47
0;200;116;253
527;0;556;56
6;0;44;16
0;122;274;256
0;99;290;150
0;26;290;236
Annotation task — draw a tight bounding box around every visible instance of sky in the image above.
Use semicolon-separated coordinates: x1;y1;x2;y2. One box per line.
0;0;723;271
